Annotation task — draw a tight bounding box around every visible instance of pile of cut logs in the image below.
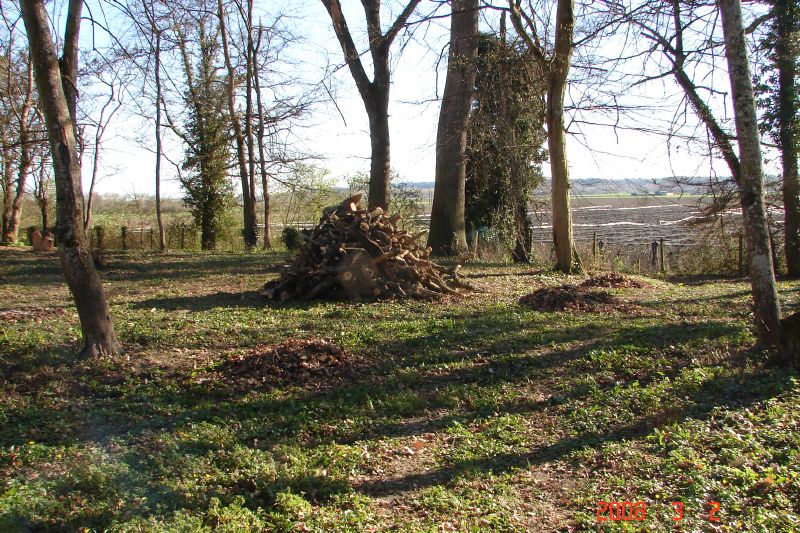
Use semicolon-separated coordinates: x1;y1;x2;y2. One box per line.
262;194;470;300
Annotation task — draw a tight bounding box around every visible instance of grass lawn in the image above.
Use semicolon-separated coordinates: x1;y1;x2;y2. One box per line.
1;248;798;532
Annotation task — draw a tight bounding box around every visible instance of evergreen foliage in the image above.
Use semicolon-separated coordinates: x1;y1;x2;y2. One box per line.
179;20;232;251
465;34;547;261
753;0;799;146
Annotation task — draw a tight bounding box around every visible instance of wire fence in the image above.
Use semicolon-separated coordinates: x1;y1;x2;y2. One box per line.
79;219;773;278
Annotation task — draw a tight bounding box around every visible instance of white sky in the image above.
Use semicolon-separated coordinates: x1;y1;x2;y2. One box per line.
74;0;779;198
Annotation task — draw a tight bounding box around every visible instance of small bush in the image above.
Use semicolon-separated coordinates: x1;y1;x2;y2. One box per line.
282;227;302;251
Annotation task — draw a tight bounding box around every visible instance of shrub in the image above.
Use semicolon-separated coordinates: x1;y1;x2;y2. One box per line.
282;227;303;251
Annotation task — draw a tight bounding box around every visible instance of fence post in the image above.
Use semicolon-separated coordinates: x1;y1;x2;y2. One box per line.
738;233;744;276
592;232;597;265
659;238;666;273
94;226;104;250
650;241;658;269
121;226;127;251
149;228;154;249
180;225;185;250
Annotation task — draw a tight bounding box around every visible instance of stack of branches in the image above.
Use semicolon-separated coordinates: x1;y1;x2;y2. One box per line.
262;194;472;301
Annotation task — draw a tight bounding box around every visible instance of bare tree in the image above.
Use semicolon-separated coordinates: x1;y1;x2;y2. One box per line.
719;0;783;350
319;0;422;210
0;23;43;244
253;23;272;248
29;150;52;233
611;0;783;348
509;0;580;273
21;0;121;356
217;0;258;249
142;0;167;250
83;74;124;231
428;0;479;256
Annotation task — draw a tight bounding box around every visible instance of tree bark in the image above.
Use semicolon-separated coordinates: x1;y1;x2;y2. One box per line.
33;156;50;234
253;27;272;249
1;143;13;242
429;0;479;256
21;0;121;357
154;27;166;251
320;0;421;210
244;0;258;243
548;0;576;274
366;86;391;210
719;0;783;348
775;0;800;276
217;0;258;249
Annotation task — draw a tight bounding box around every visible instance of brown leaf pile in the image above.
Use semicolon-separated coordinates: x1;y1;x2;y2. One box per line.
216;338;350;390
519;285;618;312
579;272;649;289
0;307;66;324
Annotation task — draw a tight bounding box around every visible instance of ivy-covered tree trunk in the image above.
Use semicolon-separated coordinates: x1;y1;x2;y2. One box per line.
21;0;121;357
719;0;783;349
429;0;479;256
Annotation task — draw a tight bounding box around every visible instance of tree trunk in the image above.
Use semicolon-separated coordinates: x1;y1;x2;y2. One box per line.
6;162;28;244
719;0;783;349
366;92;391;210
775;0;800;276
1;144;13;243
244;0;258;240
253;28;272;249
512;200;532;263
217;0;258;249
21;0;121;357
548;0;576;274
428;0;479;256
40;197;49;234
154;29;166;251
83;123;101;232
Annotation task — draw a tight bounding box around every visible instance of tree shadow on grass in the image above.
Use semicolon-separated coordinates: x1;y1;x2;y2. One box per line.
352;367;796;497
0;305;747;450
131;290;268;311
330;318;745;445
0;250;63;287
104;252;280;283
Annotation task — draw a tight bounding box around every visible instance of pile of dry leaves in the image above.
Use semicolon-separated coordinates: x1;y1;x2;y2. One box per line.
519;285;618;312
214;338;350;391
579;272;649;289
519;273;650;313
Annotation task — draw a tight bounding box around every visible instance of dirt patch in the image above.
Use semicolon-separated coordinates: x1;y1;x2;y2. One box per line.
519;284;639;313
0;307;67;323
579;272;650;289
213;338;351;391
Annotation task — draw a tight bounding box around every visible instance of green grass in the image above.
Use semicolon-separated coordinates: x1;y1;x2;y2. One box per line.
0;249;798;531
